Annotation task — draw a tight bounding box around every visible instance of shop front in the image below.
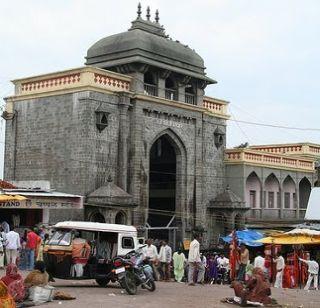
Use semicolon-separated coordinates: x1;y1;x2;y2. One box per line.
0;190;84;228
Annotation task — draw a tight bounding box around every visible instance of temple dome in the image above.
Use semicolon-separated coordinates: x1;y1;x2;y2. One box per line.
86;13;215;83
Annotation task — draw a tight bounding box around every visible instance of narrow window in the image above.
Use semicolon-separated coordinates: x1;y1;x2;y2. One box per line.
249;190;256;208
268;192;274;208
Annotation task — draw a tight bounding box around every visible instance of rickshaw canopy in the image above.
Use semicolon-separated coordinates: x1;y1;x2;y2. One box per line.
53;221;137;234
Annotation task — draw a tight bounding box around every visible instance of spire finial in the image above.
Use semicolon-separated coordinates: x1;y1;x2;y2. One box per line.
137;3;142;19
155;9;159;23
146;6;151;21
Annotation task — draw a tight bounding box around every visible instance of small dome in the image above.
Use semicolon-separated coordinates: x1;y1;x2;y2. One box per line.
86;16;215;83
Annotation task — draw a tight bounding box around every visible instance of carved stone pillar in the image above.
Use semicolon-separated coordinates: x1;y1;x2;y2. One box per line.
117;92;130;191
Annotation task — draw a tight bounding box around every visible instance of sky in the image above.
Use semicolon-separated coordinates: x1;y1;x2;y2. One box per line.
0;0;320;176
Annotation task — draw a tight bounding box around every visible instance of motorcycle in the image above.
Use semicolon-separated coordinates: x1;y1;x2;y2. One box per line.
115;247;156;295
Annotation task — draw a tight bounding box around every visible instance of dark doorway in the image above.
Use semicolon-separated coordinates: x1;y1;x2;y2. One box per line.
148;135;176;240
115;211;127;225
90;212;106;223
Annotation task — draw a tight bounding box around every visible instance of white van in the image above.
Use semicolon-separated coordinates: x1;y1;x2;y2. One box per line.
44;221;139;286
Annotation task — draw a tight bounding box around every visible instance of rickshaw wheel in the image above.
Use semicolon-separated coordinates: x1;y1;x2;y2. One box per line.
96;278;110;287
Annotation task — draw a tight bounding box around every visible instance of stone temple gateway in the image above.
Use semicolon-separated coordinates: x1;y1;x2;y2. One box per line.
3;6;244;248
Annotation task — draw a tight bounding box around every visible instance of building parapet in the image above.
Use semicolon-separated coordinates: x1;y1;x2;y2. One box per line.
4;66;230;119
249;143;320;159
225;148;315;172
203;96;229;118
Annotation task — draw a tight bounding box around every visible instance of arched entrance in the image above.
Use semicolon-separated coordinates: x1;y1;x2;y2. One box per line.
148;133;178;246
90;211;106;223
115;211;127;225
299;177;311;208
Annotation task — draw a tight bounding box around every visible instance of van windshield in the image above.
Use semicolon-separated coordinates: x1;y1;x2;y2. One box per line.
48;230;72;246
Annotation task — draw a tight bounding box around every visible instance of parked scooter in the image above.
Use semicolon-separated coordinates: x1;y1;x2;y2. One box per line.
116;246;156;295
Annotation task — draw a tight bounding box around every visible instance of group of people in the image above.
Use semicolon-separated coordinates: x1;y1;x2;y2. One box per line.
143;234;229;285
0;224;49;271
236;244;319;291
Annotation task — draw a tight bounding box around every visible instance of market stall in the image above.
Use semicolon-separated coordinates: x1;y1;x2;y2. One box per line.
257;228;320;288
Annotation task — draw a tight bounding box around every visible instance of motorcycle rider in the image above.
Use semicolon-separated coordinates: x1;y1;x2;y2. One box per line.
142;239;160;280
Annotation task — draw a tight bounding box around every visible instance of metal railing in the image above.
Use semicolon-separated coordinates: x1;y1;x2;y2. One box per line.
144;83;157;96
185;93;196;105
165;88;177;100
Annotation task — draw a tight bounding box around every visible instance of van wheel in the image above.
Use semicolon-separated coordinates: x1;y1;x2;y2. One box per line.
96;278;110;287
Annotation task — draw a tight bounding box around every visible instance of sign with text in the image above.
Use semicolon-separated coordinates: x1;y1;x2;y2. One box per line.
0;197;83;209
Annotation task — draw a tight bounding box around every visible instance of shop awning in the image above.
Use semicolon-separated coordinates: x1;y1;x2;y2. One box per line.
257;228;320;245
0;195;27;201
221;229;264;247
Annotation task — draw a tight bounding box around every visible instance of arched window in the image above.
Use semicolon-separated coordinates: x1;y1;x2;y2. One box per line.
283;176;296;209
165;77;177;100
144;72;157;96
264;174;280;209
246;172;262;208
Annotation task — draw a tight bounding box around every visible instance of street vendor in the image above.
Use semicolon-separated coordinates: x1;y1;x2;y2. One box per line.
231;267;272;306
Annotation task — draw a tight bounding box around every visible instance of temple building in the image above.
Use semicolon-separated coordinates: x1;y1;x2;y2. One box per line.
2;5;240;248
226;143;318;231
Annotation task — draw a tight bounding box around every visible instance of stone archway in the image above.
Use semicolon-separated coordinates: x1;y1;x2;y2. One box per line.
89;211;106;223
115;211;127;225
146;129;187;248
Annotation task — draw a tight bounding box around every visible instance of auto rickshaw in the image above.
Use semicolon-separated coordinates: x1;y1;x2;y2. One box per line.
44;221;139;286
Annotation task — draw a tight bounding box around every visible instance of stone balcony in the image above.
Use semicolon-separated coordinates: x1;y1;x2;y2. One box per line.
225;148;315;172
5;66;230;119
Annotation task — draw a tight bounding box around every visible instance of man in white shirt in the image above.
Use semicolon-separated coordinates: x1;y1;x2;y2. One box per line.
5;226;21;264
217;254;229;269
273;252;285;288
299;254;319;290
254;251;266;272
188;233;205;286
142;239;159;280
158;240;172;281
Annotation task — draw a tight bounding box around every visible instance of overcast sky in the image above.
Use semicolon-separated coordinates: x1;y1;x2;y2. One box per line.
1;0;320;176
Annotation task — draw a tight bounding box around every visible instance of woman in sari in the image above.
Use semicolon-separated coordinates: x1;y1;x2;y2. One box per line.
1;263;25;302
0;281;15;308
172;249;186;283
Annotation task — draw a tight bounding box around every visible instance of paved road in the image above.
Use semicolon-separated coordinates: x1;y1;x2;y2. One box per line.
41;279;320;308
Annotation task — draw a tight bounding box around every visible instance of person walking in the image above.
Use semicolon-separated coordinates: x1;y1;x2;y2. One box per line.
158;240;172;281
142;239;160;280
299;254;319;291
26;228;39;271
5;227;20;265
172;249;186;283
188;233;205;286
237;244;249;281
273;252;285;288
